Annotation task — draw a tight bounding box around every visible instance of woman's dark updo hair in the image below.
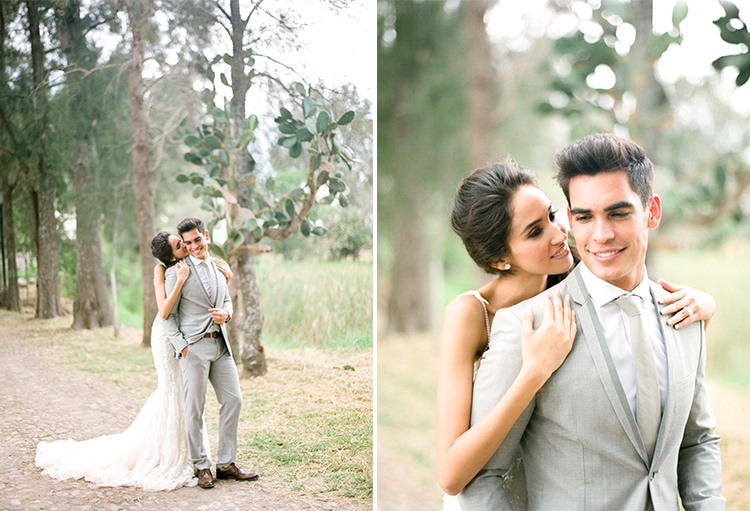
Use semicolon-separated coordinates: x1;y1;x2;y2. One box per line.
451;158;538;275
151;231;176;267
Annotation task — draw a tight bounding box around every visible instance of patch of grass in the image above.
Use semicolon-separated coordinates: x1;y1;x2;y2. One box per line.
6;312;372;509
256;260;372;350
652;241;750;387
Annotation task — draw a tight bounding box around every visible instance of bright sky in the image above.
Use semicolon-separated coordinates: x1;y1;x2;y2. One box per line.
295;1;375;102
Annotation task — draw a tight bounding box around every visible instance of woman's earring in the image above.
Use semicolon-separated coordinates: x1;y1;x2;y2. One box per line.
503;264;511;270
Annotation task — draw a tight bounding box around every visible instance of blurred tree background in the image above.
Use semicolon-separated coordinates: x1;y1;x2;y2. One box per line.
377;1;750;508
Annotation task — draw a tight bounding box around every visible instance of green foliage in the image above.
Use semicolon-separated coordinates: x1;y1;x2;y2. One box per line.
712;1;750;86
180;83;357;259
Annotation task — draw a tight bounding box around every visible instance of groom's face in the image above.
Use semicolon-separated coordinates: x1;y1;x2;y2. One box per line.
567;170;661;292
181;228;210;260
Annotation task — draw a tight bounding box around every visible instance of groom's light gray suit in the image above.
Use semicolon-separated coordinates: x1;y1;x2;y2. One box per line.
459;264;724;511
165;257;241;471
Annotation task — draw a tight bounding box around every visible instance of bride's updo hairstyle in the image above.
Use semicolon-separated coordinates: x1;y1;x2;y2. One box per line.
450;158;538;275
151;232;176;267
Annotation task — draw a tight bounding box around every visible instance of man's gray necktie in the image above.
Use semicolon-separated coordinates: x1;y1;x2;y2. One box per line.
199;260;214;302
614;294;661;457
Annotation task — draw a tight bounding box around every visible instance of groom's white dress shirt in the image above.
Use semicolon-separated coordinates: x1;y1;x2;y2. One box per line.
579;263;667;415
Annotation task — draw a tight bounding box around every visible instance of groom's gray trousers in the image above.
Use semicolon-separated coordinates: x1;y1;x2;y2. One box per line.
180;334;242;470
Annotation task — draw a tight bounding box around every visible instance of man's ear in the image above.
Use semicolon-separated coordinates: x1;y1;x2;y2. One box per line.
647;194;662;229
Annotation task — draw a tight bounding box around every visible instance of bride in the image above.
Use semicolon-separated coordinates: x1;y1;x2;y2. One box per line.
35;232;233;491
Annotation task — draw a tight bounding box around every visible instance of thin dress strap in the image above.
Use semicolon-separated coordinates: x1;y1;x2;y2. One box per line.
463;290;491;345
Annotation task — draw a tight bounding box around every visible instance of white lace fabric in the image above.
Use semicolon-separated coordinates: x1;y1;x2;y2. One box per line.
35;318;202;491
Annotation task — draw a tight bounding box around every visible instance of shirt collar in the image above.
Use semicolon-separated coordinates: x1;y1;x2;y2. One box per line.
579;262;651;307
189;254;209;266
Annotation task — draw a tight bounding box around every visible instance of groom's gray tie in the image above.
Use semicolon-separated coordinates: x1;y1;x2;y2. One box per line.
199;260;214;302
615;294;661;457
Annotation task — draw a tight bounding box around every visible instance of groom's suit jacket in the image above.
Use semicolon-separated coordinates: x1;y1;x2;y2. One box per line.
459;264;724;511
164;257;233;358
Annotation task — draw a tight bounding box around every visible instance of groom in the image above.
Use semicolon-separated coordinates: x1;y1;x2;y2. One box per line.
460;134;724;510
165;217;258;489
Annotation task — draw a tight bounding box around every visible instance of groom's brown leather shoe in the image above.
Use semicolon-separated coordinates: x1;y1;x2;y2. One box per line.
197;468;215;489
216;462;260;481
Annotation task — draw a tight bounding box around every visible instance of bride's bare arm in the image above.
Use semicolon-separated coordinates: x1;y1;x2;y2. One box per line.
657;278;716;330
436;292;575;496
154;262;190;320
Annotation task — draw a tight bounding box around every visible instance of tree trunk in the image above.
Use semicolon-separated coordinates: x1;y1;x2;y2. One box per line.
237;251;267;377
125;0;157;346
1;179;21;312
71;134;113;329
27;0;63;319
228;0;266;376
386;85;430;333
466;0;499;169
59;0;113;329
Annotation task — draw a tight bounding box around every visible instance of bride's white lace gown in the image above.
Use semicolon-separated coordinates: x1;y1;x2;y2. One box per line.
35;318;204;491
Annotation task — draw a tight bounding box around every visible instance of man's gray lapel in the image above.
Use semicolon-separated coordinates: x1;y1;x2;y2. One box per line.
568;266;650;466
648;281;678;467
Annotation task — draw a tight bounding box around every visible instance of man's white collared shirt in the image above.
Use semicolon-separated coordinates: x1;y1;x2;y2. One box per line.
579;263;667;417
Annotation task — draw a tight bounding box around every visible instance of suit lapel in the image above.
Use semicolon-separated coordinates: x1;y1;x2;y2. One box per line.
568;266;649;465
647;282;675;467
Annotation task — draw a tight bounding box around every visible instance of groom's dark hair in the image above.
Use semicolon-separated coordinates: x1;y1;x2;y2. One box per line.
555;133;654;208
177;217;207;236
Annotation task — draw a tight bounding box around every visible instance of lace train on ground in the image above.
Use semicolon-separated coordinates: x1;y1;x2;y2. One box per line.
35;319;199;491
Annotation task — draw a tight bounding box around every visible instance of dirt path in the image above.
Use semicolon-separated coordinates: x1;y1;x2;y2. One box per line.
0;319;356;511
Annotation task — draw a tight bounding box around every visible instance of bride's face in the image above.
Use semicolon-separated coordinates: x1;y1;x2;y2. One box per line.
503;185;573;277
168;235;189;261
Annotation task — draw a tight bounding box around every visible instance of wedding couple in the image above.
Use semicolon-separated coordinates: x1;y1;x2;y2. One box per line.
437;133;725;510
36;217;258;491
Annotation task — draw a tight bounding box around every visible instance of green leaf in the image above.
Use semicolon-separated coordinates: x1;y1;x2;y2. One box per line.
247;114;259;132
279;136;297;148
316;111;331;134
284;198;296;218
289;141;303;158
336;110;355;125
184;135;202;147
302;97;315;117
278;107;293;120
297;127;314;142
230;229;244;246
294;82;307;96
183;153;203;165
176;173;190;183
278;123;296;134
671;0;688;28
300;219;311;236
220;73;229;86
339;195;349;207
342;365;355;371
312;226;327;236
236;129;255;150
289;187;306;200
219;150;229;167
212;107;228;124
193;185;204;198
316;170;329;187
204;135;223;150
